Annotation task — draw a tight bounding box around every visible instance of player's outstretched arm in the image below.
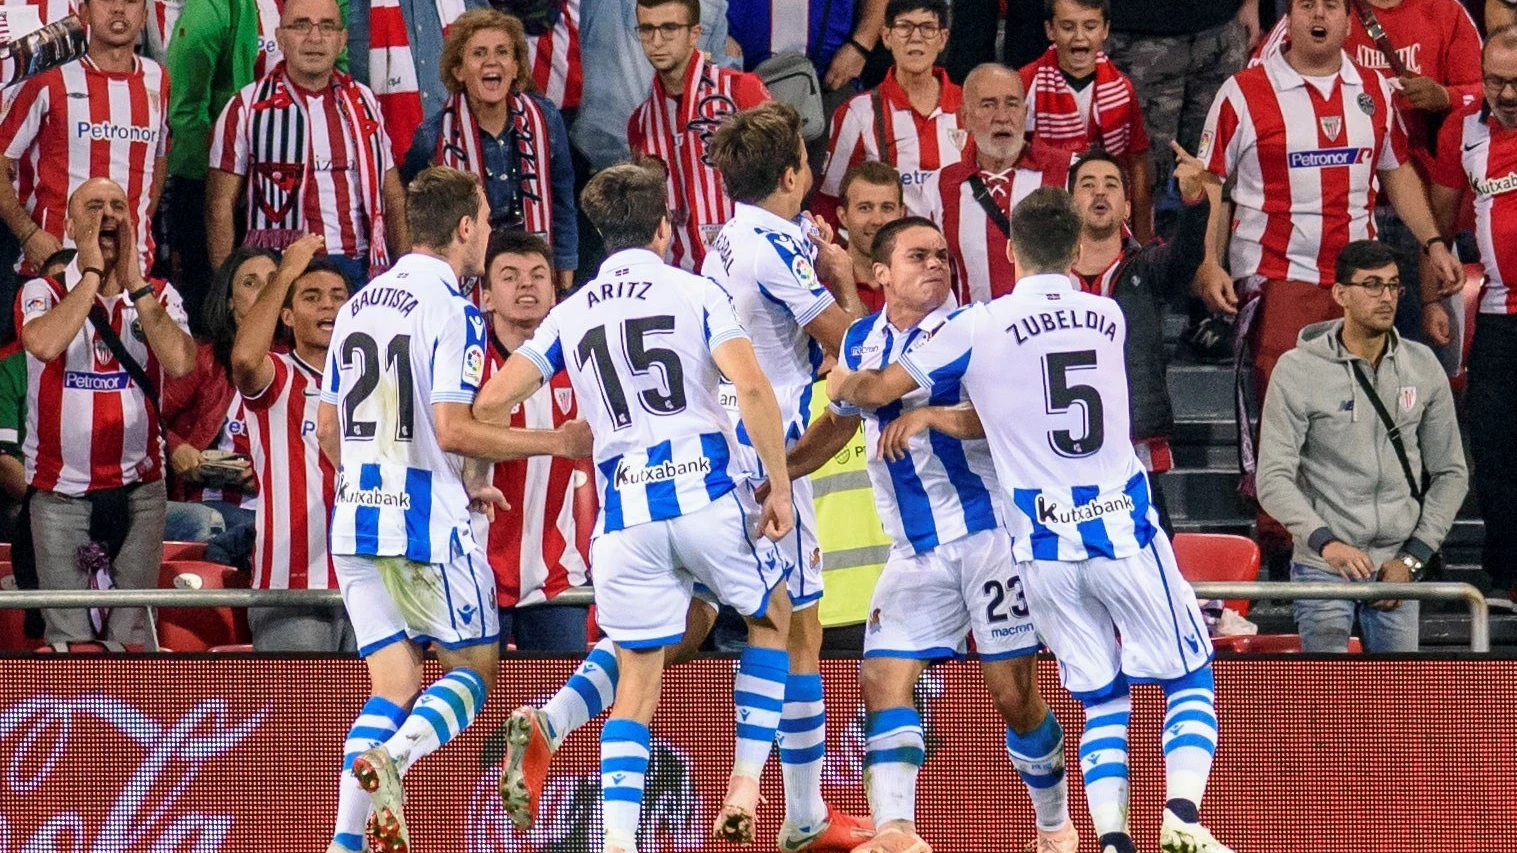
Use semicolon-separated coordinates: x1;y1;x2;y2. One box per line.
876;403;984;462
473;352;548;424
712;336;794;541
826;361;918;411
435;401;591;463
784;407;862;481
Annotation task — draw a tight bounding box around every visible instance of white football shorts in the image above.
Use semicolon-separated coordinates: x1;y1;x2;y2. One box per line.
593;486;789;649
1018;531;1213;699
335;546;501;657
864;526;1040;661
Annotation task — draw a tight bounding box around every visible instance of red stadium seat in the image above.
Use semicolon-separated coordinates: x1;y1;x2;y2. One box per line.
0;562;34;652
1212;634;1364;654
156;561;251;652
34;642;152;653
1171;533;1259;617
0;542;11;562
162;541;208;562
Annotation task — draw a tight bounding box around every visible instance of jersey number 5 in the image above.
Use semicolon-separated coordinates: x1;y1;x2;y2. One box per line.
575;315;687;430
339;333;416;442
1043;350;1104;458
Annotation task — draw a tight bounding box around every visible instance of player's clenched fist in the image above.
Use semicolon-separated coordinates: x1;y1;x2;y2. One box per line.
757;487;794;542
555;418;593;458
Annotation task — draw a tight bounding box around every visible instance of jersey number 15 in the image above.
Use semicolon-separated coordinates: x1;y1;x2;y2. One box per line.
576;315;688;430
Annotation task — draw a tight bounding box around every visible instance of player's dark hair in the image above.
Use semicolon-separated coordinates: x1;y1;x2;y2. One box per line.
581;160;670;254
283;256;352;309
870;216;940;266
1043;0;1108;21
204;246;278;379
885;0;948;28
839;160;903;209
636;0;701;26
484;230;554;288
1067;148;1129;195
408;166;485;251
1334;240;1399;286
708;102;805;204
1010;187;1081;273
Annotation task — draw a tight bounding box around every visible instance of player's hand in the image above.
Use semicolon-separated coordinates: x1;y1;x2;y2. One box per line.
21;227;61;273
1170;140;1219;202
169;444;202;480
556;418;594;458
1425;242;1465;298
1370;557;1410;610
113;215;144;286
825;362;853;405
1398;75;1451;112
468;483;510;521
72;209;104;275
1322;541;1376;581
1422;300;1453;347
277;233;325;284
805;213;854;288
758;487;795;542
1193;262;1239;316
824;39;868;91
877;407;932;462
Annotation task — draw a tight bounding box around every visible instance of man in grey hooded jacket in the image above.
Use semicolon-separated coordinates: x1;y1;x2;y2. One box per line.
1258;240;1468;653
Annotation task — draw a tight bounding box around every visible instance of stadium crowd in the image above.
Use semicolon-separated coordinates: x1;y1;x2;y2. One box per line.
0;0;1509;663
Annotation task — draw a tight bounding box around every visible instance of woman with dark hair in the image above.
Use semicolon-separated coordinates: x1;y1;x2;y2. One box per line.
402;8;579;290
160;247;279;540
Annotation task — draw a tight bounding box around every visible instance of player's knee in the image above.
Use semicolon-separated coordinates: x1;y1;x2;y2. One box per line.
858;658;918;711
986;659;1043;730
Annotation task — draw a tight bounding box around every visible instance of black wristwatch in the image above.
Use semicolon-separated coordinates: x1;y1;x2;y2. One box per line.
1394;552;1426;583
128;284;155;303
1421;236;1452;256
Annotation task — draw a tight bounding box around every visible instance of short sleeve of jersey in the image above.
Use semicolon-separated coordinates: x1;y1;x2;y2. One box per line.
699;277;748;351
18;277;57;327
898;306;976;393
242;351;290;412
0;76;46;161
754;230;835;327
159;281;191;332
431;300;488;404
208;89;249;174
1198;77;1242;179
1430;109;1469;191
1374;74;1408;172
516;306;566;384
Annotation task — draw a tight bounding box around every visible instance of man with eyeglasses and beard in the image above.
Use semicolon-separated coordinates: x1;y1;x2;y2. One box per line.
1257;239;1467;653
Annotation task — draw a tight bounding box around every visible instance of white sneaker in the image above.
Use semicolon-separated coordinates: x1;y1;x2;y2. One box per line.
1160;808;1234;853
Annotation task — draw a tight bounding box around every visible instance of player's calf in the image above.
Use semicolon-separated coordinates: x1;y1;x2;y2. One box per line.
986;655;1074;846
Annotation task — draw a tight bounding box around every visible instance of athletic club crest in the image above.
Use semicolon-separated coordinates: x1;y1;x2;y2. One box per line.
1320;115;1342;142
1398;385;1417;413
948;128;969;152
554;386;574;415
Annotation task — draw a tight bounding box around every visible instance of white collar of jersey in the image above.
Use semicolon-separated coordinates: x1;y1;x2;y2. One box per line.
1266;46;1363;92
1010;272;1078;299
884;300;955;336
733;202;804;238
393;252;460;292
597;248;664;275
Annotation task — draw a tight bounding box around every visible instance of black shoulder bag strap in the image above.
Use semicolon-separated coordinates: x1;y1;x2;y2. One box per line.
965;173;1012;239
870;88;891;163
1349;360;1422;501
86;299;162;423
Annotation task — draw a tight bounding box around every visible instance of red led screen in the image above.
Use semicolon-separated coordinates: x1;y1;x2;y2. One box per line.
0;657;1513;851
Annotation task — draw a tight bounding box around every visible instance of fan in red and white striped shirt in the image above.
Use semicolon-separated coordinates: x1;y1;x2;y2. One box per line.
815;1;963;224
628;3;770;272
526;0;583;112
0;0;168;276
231;235;345;594
929;64;1072;305
474;233;592;645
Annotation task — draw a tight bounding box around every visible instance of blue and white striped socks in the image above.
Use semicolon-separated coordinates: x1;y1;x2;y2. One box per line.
542;638;619;747
1005;709;1070;831
1162;665;1218;818
601;718;651;851
384;668;488;775
1079;685;1132;839
331;696;407;852
778;672;828;830
732;646;789;779
863;707;925;826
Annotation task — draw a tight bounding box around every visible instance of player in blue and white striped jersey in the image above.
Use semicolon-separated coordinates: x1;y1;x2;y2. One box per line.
830;190;1229;853
474;162;800;853
781;217;1076;853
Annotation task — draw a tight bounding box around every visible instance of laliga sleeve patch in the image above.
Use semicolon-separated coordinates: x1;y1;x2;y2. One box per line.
463;344;485;386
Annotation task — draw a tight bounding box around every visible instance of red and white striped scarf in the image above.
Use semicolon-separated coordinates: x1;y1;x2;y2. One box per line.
366;0;469;161
436;91;554;239
246;64;391;272
1025;46;1137;154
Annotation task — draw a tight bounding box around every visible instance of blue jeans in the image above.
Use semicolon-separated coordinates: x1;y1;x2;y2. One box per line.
1292;563;1420;652
164;501;226;543
498;602;590;652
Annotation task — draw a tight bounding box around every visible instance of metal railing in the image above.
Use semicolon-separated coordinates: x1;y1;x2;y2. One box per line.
0;582;1490;652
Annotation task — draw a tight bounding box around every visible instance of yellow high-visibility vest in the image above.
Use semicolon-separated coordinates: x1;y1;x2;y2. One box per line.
807;381;891;627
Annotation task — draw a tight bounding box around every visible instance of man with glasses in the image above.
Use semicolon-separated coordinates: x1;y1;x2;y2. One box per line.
628;0;770;271
1426;25;1517;608
1257;239;1468;653
208;0;409;285
814;0;961;222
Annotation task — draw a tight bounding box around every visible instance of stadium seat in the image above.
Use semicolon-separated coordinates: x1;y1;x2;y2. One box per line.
0;542;11;562
156;561;251;652
34;642;152;653
0;562;34;652
162;541;208;562
1172;532;1260;617
207;644;254;653
1212;634;1364;654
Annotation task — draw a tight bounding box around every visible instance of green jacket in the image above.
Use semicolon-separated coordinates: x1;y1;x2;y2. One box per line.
166;0;349;179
